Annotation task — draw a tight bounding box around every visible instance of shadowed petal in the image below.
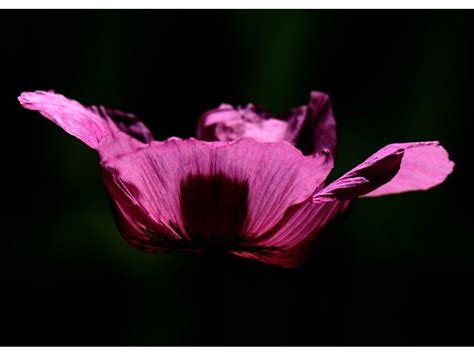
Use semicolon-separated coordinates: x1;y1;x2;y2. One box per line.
286;91;337;156
313;141;454;202
196;91;337;156
100;137;334;252
18;90;154;149
231;198;351;268
90;105;154;143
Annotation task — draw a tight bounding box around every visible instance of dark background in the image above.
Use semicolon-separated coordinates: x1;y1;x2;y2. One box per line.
1;10;473;345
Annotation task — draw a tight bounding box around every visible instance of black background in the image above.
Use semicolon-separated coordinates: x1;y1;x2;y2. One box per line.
1;10;473;345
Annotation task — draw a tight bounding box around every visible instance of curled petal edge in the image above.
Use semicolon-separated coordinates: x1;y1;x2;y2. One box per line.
313;141;454;203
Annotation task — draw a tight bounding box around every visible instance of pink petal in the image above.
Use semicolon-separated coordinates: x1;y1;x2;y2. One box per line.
90;105;154;143
100;137;334;252
231;198;351;268
196;91;337;156
313;141;454;203
97;131;147;162
285;91;337;156
103;168;185;252
18;90;153;149
363;141;454;197
196;104;288;143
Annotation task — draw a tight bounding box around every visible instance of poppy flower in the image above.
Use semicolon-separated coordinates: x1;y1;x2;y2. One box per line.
19;90;454;267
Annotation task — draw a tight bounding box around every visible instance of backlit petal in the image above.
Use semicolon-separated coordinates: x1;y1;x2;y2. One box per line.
313;141;454;202
100;137;334;252
363;141;454;197
18;90;154;149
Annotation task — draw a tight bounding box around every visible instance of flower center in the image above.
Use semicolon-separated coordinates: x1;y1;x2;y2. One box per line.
179;173;249;248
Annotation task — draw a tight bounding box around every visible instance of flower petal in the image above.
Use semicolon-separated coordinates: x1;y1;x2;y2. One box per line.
196;91;337;156
18;90;154;149
100;137;334;252
363;141;454;197
313;141;454;203
102;168;185;252
196;104;288;143
231;198;351;268
90;105;154;143
285;91;337;156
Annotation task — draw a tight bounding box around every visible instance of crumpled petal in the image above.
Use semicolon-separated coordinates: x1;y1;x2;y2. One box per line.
231;198;351;268
196;91;337;157
285;91;337;156
100;136;334;252
18;90;154;148
196;104;288;143
313;141;454;202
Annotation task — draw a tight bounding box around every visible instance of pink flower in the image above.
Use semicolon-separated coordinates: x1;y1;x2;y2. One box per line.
19;90;454;267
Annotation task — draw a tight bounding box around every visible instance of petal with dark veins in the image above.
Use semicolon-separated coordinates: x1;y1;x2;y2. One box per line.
100;137;334;252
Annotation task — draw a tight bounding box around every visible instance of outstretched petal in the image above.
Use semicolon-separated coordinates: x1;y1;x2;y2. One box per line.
363;141;454;197
18;90;154;149
313;141;454;203
100;136;334;252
